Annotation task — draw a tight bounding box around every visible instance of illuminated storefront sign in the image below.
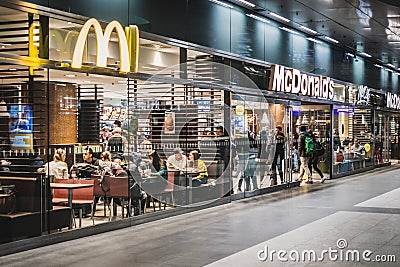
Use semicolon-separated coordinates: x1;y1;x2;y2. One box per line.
356;85;370;105
71;18;139;73
268;64;334;100
387;92;400;110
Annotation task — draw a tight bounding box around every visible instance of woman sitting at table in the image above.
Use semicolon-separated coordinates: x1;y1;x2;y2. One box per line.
145;150;168;180
99;151;115;175
187;150;208;187
39;148;68;179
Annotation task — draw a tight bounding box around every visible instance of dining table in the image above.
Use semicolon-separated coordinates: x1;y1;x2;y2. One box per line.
50;182;94;228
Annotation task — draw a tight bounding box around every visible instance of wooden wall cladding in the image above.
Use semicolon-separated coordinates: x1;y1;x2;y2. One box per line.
49;83;78;144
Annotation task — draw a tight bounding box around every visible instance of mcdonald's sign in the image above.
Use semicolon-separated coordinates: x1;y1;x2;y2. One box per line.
71;18;139;73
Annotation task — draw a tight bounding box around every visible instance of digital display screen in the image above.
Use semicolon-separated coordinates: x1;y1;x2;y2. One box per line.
9;105;33;149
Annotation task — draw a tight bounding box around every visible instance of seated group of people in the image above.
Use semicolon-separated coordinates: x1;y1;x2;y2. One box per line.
141;148;209;187
42;145;209;188
40;146;127;179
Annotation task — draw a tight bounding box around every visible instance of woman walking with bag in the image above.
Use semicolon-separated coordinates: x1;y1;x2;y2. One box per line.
307;130;327;183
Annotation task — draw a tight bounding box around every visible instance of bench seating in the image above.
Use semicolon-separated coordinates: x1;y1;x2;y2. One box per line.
0;176;71;243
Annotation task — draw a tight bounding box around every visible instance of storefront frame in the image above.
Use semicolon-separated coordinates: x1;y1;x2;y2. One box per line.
0;0;396;252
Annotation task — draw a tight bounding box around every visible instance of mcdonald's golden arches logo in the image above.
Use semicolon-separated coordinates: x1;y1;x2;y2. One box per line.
71;18;139;73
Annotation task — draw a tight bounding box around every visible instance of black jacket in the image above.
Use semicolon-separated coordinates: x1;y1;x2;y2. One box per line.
298;132;310;157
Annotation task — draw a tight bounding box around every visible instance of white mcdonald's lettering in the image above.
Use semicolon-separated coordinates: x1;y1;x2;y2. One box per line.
71;18;139;73
387;92;400;110
269;65;334;100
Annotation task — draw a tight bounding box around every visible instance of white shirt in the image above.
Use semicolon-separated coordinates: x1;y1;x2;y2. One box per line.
167;154;187;170
45;161;69;178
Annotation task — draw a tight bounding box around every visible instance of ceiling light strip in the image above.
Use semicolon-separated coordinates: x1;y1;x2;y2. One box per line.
269;12;290;23
209;0;233;9
306;37;322;44
246;14;270;23
279;27;299;35
359;52;372;58
236;0;256;8
299;25;317;34
324;36;339;44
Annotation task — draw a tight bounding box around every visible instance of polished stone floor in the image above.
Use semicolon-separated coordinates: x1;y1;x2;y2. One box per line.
1;166;400;267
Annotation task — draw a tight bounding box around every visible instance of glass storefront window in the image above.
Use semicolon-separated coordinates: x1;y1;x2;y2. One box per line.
374;112;390;165
333;105;373;175
389;114;400;160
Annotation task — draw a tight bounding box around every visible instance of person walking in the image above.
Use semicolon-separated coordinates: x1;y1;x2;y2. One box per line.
234;136;248;192
296;125;313;184
243;131;258;191
307;130;327;183
271;126;285;185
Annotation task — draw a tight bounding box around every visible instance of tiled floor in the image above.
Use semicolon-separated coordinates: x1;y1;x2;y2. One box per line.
1;165;400;266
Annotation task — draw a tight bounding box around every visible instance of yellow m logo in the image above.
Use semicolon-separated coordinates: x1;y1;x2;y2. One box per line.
71;18;139;73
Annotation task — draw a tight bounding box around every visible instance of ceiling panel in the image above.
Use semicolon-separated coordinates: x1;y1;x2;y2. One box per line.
228;0;400;64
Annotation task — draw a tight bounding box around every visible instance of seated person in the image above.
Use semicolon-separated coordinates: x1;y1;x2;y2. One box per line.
351;138;364;158
141;150;167;180
187;150;208;187
342;136;351;147
99;151;115;175
113;157;128;177
83;146;100;166
39;148;68;179
167;148;187;170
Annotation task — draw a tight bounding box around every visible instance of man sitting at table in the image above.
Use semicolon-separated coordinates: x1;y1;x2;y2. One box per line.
83;146;100;167
167;148;187;171
187;150;208;187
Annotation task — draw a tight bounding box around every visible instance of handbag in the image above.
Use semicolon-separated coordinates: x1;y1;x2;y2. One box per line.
336;151;344;163
0;185;17;214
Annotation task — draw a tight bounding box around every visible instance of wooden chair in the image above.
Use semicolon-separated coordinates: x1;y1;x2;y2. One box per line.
72;179;95;227
109;176;130;218
52;179;94;228
52;178;72;205
91;175;111;220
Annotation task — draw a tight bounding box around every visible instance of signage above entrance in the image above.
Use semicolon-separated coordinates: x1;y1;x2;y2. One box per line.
71;18;139;73
268;65;334;100
387;92;400;110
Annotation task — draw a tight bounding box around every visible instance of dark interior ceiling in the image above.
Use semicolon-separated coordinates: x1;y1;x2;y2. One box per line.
227;0;400;70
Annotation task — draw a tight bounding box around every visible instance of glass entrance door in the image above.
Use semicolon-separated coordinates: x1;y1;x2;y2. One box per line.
231;96;296;191
294;103;332;181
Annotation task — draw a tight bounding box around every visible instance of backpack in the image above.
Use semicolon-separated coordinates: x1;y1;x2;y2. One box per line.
314;141;325;156
304;135;314;156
